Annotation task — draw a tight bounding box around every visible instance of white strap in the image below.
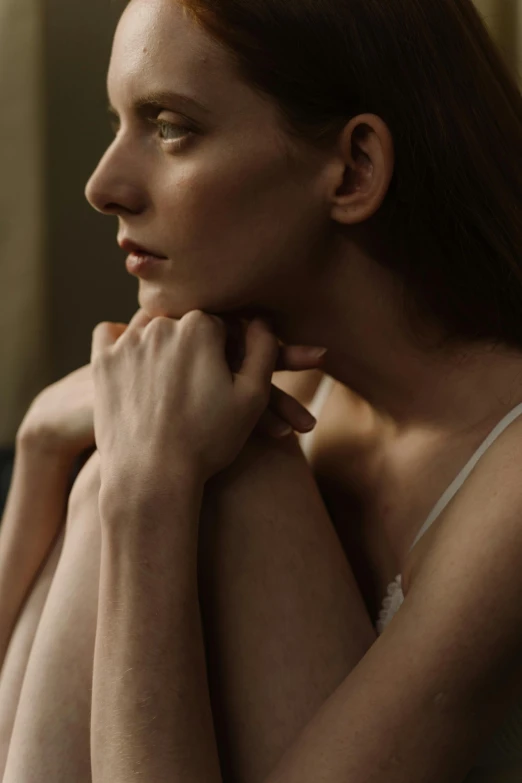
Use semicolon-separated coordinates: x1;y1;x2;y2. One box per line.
409;401;522;553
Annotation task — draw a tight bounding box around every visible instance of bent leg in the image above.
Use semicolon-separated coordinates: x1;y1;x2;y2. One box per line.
2;435;375;783
0;526;65;780
198;432;376;783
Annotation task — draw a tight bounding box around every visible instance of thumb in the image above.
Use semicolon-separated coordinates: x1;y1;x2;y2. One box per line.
126;308;154;332
90;321;119;364
91;310;152;364
110;322;129;340
90;320;133;364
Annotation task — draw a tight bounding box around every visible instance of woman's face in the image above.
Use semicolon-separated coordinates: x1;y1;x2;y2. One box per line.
85;0;333;320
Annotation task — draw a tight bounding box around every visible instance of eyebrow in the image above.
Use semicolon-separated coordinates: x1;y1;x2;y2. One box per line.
107;89;211;118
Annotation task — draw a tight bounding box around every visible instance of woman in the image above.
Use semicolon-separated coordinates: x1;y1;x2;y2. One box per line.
2;0;522;780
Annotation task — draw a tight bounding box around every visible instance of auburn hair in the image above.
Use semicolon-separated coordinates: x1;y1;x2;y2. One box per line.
160;1;522;352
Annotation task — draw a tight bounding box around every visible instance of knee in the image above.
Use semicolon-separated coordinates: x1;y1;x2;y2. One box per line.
204;431;310;506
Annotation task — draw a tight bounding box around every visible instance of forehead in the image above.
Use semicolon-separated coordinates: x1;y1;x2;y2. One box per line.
109;0;239;111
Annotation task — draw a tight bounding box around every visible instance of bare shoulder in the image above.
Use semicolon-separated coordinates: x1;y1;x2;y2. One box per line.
273;369;388;455
272;369;326;410
304;378;390;491
318;416;522;783
404;412;522;598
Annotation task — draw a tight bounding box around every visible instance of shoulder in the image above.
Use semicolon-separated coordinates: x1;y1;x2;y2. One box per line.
300;412;522;780
404;412;522;598
304;380;391;495
272;369;326;410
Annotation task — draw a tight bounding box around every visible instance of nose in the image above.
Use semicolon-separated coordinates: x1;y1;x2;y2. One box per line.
85;142;145;216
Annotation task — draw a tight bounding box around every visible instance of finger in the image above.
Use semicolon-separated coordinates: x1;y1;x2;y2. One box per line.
187;313;232;382
107;322;128;339
111;322;129;341
255;409;294;439
126;308;154;332
91;322;117;364
199;313;229;358
90;317;138;364
236;319;279;396
222;317;246;373
275;345;328;372
269;385;317;433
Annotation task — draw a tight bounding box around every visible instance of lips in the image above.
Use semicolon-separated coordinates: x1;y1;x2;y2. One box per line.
118;238;167;259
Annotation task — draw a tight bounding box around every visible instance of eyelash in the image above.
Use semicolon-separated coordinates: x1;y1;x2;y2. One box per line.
109;117;193;148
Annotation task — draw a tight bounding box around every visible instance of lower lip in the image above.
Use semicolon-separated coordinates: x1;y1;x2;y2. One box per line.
125;252;169;276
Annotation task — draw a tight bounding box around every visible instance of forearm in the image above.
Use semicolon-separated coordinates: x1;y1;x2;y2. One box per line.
0;434;73;670
91;479;223;783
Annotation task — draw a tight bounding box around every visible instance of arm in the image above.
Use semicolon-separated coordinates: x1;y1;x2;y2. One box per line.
0;433;74;672
91;475;223;783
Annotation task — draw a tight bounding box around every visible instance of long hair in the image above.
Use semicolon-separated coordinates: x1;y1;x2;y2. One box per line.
171;0;522;352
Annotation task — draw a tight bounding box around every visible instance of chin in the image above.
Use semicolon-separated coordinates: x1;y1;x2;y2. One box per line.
137;286;272;325
137;287;205;320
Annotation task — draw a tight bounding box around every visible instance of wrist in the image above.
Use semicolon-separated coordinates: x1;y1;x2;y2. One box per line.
98;460;205;528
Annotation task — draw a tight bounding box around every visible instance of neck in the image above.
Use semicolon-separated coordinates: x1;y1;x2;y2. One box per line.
262;253;522;436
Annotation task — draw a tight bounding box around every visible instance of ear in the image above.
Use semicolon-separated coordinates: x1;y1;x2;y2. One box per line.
328;113;395;226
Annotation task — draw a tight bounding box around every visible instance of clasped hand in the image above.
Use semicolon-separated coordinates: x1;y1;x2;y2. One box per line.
90;308;326;494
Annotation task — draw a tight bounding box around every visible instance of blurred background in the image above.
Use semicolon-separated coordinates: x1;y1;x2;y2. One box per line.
0;0;521;513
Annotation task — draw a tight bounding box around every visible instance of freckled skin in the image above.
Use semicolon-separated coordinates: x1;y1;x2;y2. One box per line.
85;0;332;323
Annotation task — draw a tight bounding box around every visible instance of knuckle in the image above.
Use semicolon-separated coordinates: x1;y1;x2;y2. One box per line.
181;310;217;334
182;309;206;325
144;317;173;345
92;322;108;338
151;316;171;328
183;309;205;322
147;316;170;335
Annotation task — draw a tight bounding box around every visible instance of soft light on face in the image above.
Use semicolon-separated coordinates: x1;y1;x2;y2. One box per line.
84;0;331;320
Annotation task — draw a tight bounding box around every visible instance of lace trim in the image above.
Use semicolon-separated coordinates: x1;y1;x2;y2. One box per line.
376;574;404;635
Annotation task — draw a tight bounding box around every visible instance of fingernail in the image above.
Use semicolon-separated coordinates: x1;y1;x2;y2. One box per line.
274;422;293;438
308;347;328;359
299;408;317;429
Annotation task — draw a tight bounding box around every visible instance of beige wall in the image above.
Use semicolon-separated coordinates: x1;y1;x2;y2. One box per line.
0;0;47;446
44;0;136;387
0;0;521;447
0;0;136;447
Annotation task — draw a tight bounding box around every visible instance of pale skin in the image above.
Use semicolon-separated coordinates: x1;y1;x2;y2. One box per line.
3;0;522;779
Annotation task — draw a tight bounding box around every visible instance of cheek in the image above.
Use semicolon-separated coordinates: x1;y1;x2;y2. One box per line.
165;153;316;280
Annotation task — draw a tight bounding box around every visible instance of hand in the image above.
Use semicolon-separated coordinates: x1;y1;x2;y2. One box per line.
220;314;325;439
17;313;324;465
90;309;326;488
17;324;129;464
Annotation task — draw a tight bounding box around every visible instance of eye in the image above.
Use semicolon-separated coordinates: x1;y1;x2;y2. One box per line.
107;115;193;148
150;118;193;146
